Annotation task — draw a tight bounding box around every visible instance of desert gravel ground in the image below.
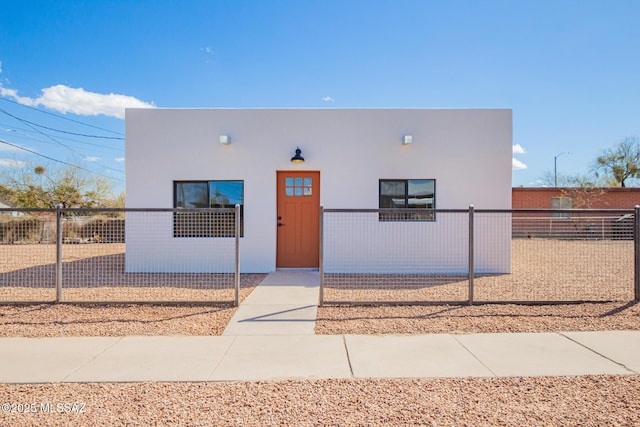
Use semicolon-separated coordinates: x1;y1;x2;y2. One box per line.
315;301;640;335
1;301;639;427
0;244;262;303
1;376;639;426
0;274;266;337
2;240;640;425
2;300;639;338
323;239;634;303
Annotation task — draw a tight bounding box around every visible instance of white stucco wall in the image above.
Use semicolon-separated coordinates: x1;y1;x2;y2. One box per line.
125;108;512;273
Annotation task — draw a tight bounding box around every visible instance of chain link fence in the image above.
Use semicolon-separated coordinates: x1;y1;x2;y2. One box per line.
320;207;639;305
0;207;241;305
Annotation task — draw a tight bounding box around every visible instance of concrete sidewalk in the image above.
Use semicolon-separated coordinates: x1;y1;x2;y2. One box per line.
1;271;639;383
0;331;639;383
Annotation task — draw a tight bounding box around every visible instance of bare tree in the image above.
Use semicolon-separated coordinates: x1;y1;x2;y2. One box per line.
560;184;607;209
1;163;114;208
539;171;610;189
593;136;640;187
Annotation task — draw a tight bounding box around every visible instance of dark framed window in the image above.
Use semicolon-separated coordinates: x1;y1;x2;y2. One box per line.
379;179;436;221
174;180;244;237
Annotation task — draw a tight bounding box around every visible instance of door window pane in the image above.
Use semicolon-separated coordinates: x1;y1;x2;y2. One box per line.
286;176;313;197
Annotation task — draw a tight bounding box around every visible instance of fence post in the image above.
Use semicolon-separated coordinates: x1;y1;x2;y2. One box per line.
318;205;324;307
635;206;640;301
468;205;474;305
55;207;63;303
234;204;241;306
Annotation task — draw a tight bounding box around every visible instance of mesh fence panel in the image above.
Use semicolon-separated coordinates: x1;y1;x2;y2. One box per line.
2;207;637;305
62;209;237;302
0;212;57;302
0;208;239;304
474;211;635;302
321;209;470;303
320;208;637;305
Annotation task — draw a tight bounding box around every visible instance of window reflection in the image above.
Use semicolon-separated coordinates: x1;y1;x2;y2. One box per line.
379;179;435;221
210;181;243;207
175;182;208;208
174;180;244;237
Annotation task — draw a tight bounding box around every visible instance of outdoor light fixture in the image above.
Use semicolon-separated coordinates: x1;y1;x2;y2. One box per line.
403;135;413;145
290;147;305;163
219;135;230;144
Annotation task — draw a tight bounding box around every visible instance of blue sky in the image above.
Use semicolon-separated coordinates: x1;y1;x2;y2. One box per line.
0;0;639;193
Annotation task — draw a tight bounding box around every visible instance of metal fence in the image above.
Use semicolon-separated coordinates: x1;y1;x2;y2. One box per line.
320;207;639;305
0;207;241;305
2;205;639;307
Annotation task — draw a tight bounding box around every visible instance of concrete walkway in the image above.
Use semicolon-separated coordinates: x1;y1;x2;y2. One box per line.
222;270;320;336
1;271;639;383
1;331;639;383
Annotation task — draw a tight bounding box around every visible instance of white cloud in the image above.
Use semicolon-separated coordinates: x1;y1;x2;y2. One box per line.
512;158;528;170
201;46;213;54
115;157;125;162
0;86;35;106
512;144;526;154
0;64;154;119
0;158;27;168
512;144;527;171
321;96;335;102
530;179;547;187
85;156;100;162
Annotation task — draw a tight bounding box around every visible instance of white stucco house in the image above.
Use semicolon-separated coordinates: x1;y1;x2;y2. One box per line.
125;108;512;273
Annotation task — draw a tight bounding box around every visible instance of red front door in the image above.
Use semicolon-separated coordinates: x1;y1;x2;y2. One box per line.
276;171;320;268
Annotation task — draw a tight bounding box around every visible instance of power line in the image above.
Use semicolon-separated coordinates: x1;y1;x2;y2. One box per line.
1;116;124;140
0;139;124;182
1;108;90;155
0;97;124;136
0;109;123;173
0;123;122;152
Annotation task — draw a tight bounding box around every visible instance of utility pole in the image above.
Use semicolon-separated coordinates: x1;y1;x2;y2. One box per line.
554;152;571;187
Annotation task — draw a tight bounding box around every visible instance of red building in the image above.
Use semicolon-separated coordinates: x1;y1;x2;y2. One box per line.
511;187;638;239
512;187;640;209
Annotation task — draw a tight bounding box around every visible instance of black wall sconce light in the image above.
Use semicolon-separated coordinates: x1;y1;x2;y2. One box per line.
290;147;305;163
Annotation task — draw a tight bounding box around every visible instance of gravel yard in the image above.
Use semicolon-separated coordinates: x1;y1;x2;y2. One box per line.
1;376;639;426
3;300;639;338
0;244;255;303
316;301;640;335
0;274;265;337
323;239;634;303
2;239;639;426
